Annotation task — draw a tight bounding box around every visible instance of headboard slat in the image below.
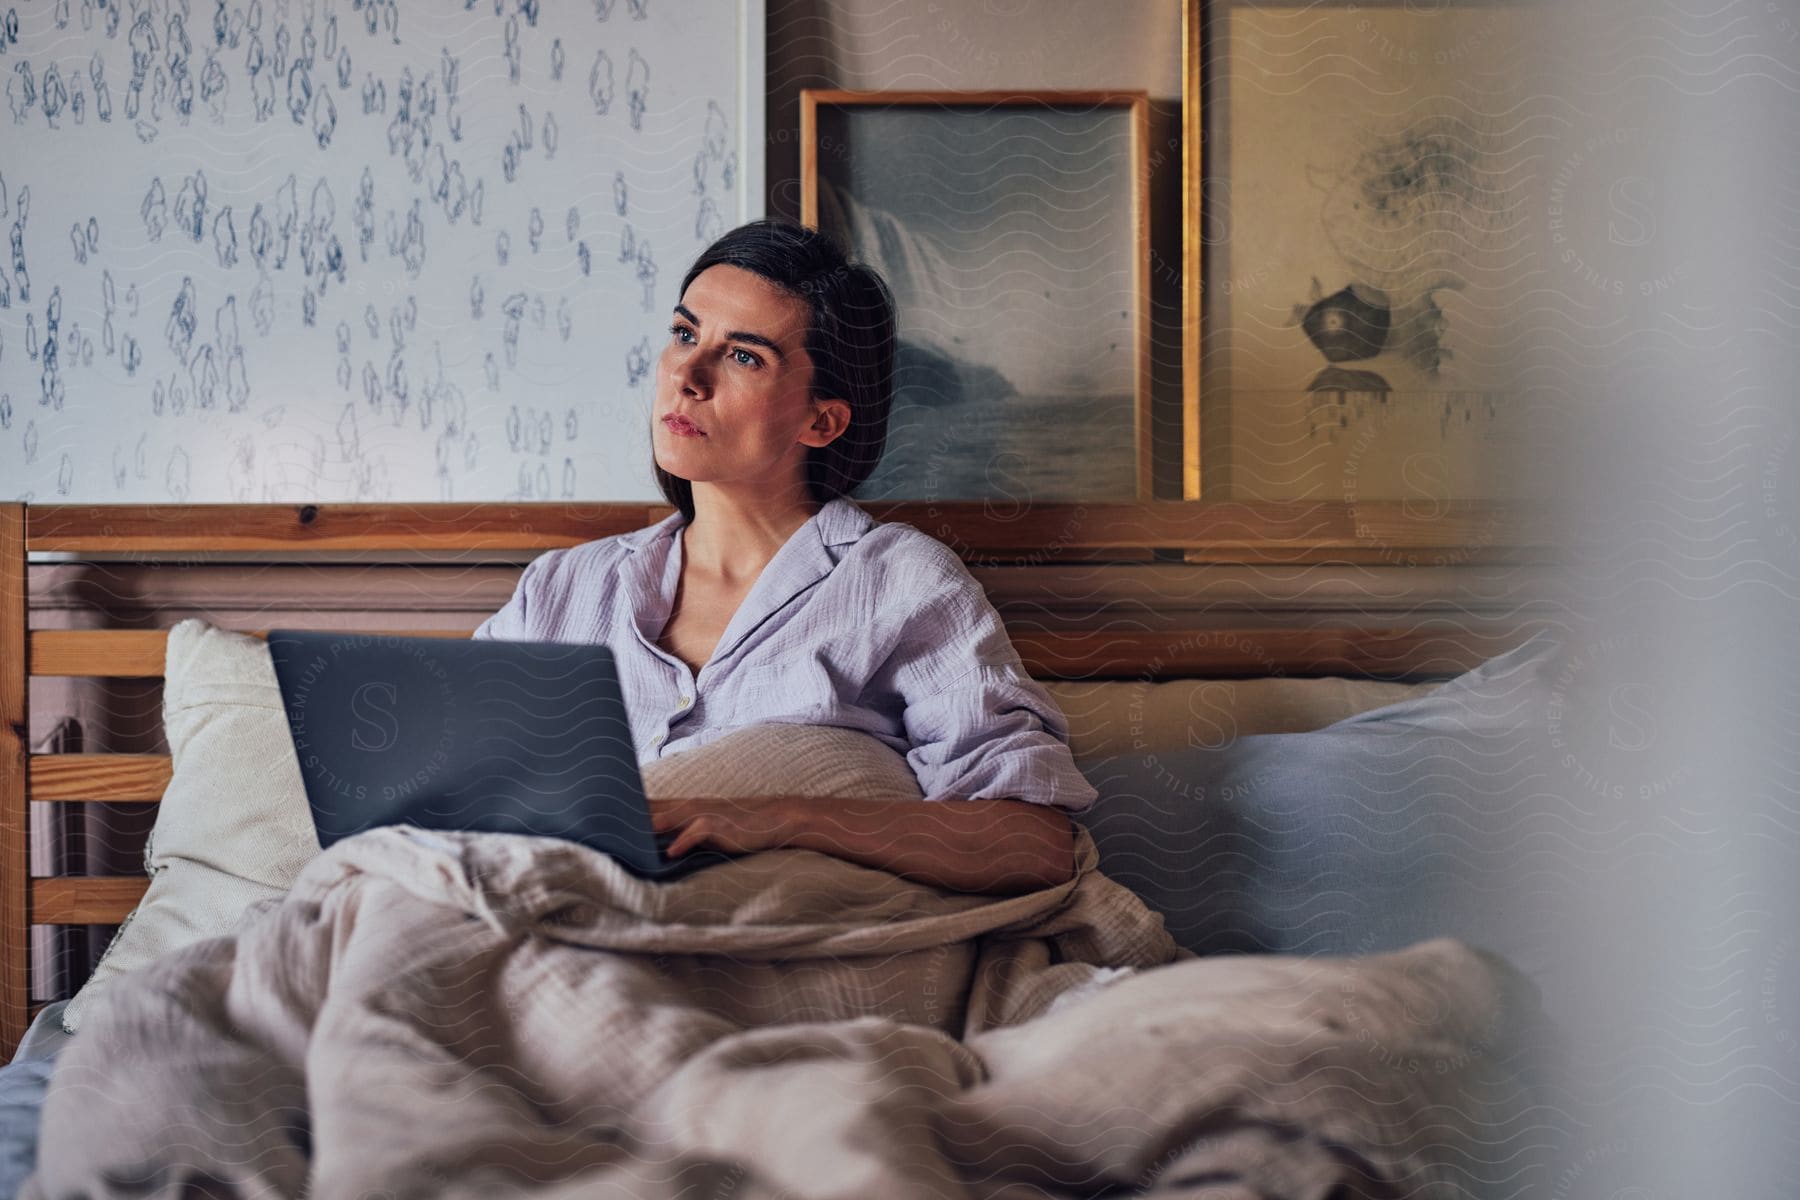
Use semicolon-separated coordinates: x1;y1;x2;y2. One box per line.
30;879;148;926
29;625;1537;682
30;755;171;802
23;501;1548;560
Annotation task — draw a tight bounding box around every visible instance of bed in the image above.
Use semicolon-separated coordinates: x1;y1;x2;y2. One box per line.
0;499;1556;1198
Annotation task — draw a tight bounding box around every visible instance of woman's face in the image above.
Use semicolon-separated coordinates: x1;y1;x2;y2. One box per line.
652;264;844;497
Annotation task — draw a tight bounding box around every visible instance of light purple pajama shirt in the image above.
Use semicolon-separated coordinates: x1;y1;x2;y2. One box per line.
471;496;1097;813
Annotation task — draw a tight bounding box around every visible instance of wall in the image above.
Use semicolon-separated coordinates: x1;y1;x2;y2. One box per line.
0;1;760;505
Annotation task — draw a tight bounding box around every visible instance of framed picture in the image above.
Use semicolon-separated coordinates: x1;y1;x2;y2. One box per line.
1184;0;1547;505
800;90;1151;504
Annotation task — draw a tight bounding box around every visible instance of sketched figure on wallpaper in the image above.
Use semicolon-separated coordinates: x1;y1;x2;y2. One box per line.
625;337;651;387
626;49;649;131
174;170;207;243
88;52;112;123
361;0;401;45
589;49;613;116
501;292;526;368
248;272;275;338
504;13;522;84
247;202;272;266
213;207;237;268
696;198;721;244
165;277;197;357
361;361;381;410
272;175;299;269
361;71;384;117
310;85;338;150
200;54;227;122
39;62;65;127
354;167;376;258
635;236;657;311
445;159;472;224
8;59;34;123
5;206;20;306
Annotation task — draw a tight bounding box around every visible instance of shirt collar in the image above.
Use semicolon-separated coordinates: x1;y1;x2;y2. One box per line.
618;496;874;552
618;497;877;678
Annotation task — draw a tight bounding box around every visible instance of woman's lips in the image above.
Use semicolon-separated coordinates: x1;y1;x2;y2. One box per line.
662;414;706;437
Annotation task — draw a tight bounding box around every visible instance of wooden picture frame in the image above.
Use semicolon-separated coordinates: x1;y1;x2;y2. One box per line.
799;89;1153;504
1183;0;1542;507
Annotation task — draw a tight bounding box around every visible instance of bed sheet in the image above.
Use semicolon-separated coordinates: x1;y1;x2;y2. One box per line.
1;1002;70;1200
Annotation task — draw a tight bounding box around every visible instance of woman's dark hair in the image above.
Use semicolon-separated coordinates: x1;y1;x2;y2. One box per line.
653;219;897;522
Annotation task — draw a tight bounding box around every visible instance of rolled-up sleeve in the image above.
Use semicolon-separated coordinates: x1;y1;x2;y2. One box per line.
887;556;1098;815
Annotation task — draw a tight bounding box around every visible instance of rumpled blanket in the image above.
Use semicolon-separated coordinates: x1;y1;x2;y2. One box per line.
23;822;1535;1199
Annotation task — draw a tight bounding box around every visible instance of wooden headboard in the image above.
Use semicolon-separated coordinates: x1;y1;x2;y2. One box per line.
0;499;1550;1057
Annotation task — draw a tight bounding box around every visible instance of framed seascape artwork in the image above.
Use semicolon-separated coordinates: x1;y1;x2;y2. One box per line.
800;89;1151;504
1185;0;1556;508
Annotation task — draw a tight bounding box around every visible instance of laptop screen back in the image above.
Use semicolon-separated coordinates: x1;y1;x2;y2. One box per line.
267;631;669;874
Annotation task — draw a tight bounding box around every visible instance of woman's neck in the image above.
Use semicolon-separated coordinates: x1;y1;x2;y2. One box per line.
682;483;823;585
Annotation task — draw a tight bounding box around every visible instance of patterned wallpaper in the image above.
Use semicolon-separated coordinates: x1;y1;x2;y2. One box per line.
0;0;759;503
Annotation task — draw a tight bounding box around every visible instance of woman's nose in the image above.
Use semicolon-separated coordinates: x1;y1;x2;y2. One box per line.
669;352;710;397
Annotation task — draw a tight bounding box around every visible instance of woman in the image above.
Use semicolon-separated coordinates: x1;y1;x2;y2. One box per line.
475;220;1096;894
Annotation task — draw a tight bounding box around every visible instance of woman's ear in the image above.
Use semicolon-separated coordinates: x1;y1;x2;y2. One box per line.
799;397;853;448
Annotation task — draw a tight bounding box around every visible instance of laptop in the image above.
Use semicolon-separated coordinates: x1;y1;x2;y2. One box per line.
267;630;737;881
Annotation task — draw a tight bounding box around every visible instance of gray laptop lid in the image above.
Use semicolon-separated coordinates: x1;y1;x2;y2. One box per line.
267;631;732;880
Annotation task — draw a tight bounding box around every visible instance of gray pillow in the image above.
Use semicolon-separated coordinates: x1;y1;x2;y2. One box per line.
1072;632;1564;970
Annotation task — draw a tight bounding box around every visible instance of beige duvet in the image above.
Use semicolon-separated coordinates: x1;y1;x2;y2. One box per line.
24;729;1534;1199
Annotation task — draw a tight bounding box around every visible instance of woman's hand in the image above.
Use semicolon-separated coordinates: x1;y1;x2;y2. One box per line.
649;795;797;858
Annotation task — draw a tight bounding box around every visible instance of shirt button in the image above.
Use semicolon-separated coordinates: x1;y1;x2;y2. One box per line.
650;732;665;746
677;694;692;708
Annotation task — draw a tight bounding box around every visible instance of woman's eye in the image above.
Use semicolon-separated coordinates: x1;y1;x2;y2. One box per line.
732;348;761;368
669;323;695;343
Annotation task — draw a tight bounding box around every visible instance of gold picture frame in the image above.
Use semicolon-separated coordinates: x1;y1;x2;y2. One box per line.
1182;0;1542;509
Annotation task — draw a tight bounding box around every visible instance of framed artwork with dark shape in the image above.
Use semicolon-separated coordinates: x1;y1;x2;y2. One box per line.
801;89;1151;504
1185;0;1559;507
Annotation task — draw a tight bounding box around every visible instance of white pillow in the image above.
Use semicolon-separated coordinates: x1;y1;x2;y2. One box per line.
60;620;925;1031
61;619;317;1032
